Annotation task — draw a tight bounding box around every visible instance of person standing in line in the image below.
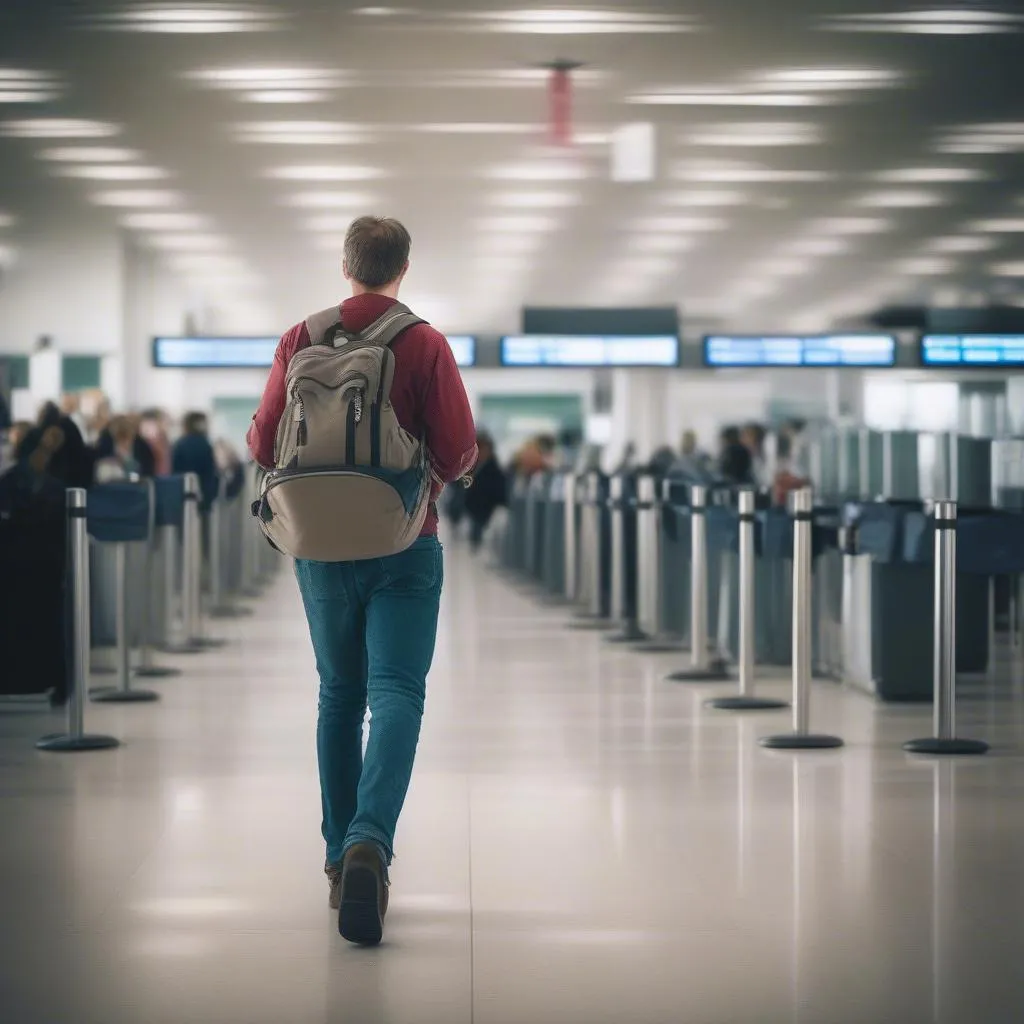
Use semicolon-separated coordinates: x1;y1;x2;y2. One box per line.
172;411;219;511
247;216;477;946
464;431;507;552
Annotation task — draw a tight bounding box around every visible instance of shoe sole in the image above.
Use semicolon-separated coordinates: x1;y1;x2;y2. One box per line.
338;865;383;946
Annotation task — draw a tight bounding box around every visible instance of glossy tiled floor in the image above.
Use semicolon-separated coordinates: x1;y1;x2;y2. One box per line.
3;540;1024;1023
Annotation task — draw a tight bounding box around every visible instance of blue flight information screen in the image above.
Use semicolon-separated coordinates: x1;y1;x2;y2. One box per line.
155;334;477;368
704;334;896;367
921;334;1024;366
446;335;476;368
500;334;680;367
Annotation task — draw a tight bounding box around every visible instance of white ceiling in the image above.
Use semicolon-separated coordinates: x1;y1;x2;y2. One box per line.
2;1;1024;333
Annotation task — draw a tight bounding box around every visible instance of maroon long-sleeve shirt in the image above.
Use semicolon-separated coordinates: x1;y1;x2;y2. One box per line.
247;294;477;537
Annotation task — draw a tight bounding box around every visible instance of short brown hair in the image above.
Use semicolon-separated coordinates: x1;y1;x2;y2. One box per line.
344;216;411;289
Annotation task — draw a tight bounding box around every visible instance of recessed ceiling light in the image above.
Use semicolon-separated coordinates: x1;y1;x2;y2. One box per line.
484;161;588;181
38;146;142;162
657;190;748;207
91;190;183;207
923;236;998;253
1;119;120;138
936;122;1024;155
188;66;346;86
0;68;61;103
873;166;988;183
626;235;695;254
476;215;559;232
243;90;330;104
233;121;366;144
673;162;830;183
281;191;376;208
685;122;823;147
896;257;957;275
166;253;249;271
972;218;1024;233
412;122;535;135
460;9;698;34
55;165;169;181
807;216;891;234
83;3;284;33
855;190;944;208
265;165;384;181
472;234;545;253
303;215;357;232
760;257;813;277
820;9;1024;35
631;215;724;232
753;67;902;91
141;233;230;251
490;191;579;209
784;237;852;256
629;91;824;107
992;261;1024;276
119;212;210;230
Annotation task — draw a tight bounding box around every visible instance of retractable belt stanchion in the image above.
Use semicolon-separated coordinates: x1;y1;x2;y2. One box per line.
135;478;181;679
667;484;730;682
37;490;120;752
760;488;843;749
91;482;160;704
208;472;250;618
570;471;612;631
904;503;989;756
563;472;579;603
708;490;788;711
606;475;646;644
184;472;226;650
633;474;681;653
240;464;262;597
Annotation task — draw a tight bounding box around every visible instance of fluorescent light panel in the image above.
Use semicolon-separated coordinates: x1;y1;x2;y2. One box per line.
476;215;559;232
1;119;120;138
282;191;376;208
658;190;748;207
56;165;169;181
38;146;142;162
630;91;824;107
459;9;697;34
92;190;183;207
485;161;588;181
807;216;891;234
674;163;830;183
83;3;284;33
265;165;384;181
234;121;366;144
686;122;822;146
855;190;944;208
120;212;210;230
820;10;1024;35
992;262;1024;276
923;236;997;253
491;191;579;209
873;166;988;183
969;218;1024;233
752;67;902;90
895;257;956;275
631;215;724;232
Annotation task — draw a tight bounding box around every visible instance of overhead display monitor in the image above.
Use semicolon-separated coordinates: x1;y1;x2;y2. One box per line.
920;334;1024;367
703;334;897;368
500;334;680;368
153;336;279;369
446;335;476;368
155;334;478;369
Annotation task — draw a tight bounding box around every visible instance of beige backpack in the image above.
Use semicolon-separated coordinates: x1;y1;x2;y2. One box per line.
252;302;432;561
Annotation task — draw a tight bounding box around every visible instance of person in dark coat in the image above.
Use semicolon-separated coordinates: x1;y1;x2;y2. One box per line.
94;412;156;477
717;425;754;486
16;402;94;491
172;411;219;511
464;432;507;551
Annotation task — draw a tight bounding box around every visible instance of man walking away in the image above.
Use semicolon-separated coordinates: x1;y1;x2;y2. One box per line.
247;216;477;946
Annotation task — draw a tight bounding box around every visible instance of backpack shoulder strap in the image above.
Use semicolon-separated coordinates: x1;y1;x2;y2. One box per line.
358;302;425;348
304;305;344;347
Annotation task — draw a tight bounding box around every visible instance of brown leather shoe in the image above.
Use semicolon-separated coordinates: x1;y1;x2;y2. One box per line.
337;842;389;945
325;860;343;911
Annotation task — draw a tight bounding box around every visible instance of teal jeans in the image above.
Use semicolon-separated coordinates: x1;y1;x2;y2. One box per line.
294;536;443;866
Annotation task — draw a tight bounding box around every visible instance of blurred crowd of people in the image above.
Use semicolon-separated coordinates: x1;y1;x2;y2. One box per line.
0;390;243;514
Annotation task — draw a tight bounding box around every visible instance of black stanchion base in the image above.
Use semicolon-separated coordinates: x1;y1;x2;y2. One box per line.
707;695;790;711
90;688;160;703
36;732;120;752
191;637;227;649
759;733;844;750
606;625;648;644
134;665;182;679
209;605;253;619
903;737;990;756
568;618;615;632
667;659;731;683
631;640;686;654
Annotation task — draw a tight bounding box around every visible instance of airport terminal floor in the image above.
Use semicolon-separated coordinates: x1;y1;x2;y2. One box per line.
3;536;1024;1024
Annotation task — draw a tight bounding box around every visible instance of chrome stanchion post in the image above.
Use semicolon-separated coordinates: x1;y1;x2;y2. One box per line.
569;471;612;630
91;541;159;703
184;473;227;650
760;488;843;748
240;464;262;597
564;471;578;602
607;474;646;644
208;474;250;618
136;479;180;678
37;490;119;751
667;484;730;682
904;503;989;756
709;489;788;711
633;474;682;653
